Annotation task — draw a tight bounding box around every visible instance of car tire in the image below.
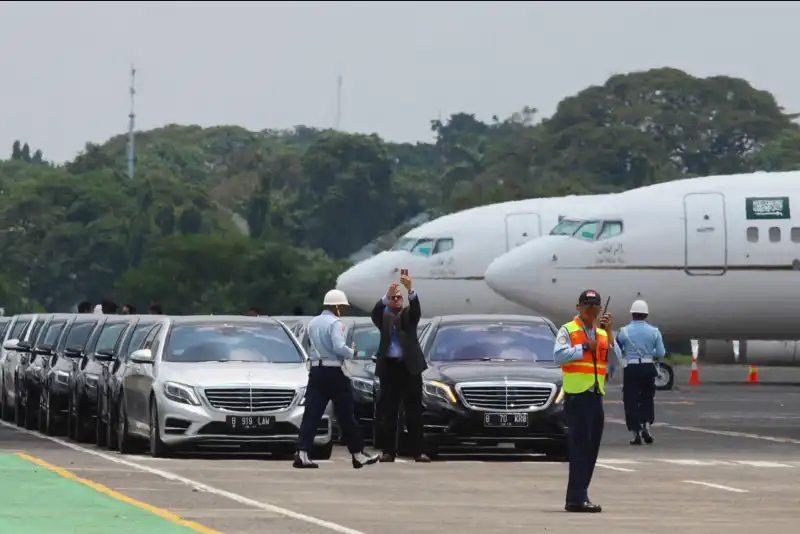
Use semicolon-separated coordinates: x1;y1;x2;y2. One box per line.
14;378;24;427
117;395;135;454
23;388;37;430
95;408;107;448
0;376;11;422
43;391;59;436
310;441;334;460
149;397;171;458
106;398;118;451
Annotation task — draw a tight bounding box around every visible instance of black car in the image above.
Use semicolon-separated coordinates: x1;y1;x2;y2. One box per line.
98;315;160;450
18;314;73;430
373;314;567;460
38;315;103;435
68;315;133;443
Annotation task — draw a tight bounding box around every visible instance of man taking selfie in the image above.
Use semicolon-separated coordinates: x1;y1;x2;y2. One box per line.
371;272;431;463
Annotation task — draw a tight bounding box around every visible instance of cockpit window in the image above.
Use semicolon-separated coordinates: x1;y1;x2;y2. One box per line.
411;238;434;257
433;238;454;254
391;238;417;251
597;221;623;240
575;221;601;240
550;219;582;236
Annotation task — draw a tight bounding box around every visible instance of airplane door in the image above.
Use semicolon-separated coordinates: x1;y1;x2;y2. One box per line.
505;213;542;251
684;192;727;275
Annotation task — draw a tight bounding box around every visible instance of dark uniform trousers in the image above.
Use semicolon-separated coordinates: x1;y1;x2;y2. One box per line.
564;390;604;504
622;362;656;432
378;359;424;457
297;363;364;454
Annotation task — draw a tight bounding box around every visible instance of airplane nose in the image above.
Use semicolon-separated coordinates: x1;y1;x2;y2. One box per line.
336;258;391;311
484;245;539;304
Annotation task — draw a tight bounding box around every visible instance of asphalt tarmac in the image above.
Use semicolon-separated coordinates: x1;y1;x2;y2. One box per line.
1;365;799;534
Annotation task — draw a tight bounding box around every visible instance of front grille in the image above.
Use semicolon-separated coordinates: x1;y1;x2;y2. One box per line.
457;383;554;411
204;388;296;413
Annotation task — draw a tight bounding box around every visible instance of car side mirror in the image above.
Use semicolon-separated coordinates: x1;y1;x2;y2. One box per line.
16;340;33;352
34;344;54;356
130;348;154;364
2;339;19;351
64;346;83;358
94;349;114;361
370;354;377;362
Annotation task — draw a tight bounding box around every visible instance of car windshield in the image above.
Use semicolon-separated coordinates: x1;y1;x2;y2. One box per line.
348;325;380;359
428;322;555;363
164;322;303;363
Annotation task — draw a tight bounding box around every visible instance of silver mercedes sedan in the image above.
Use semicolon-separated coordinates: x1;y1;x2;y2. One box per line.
116;315;333;459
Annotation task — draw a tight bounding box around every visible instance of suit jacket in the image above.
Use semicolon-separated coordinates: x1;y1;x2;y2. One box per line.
371;294;427;378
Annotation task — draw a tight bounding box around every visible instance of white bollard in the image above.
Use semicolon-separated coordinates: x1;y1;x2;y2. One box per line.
732;340;740;363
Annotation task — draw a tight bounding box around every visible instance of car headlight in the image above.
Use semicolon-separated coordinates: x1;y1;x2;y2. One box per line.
555;387;565;404
163;381;201;406
55;370;70;385
351;377;374;394
423;380;456;403
297;387;306;406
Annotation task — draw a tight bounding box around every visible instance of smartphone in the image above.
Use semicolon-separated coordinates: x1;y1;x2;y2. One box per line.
400;268;409;276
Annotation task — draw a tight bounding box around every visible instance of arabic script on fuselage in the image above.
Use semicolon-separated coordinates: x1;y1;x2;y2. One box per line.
596;242;624;265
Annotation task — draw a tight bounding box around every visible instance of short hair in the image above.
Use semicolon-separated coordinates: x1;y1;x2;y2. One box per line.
246;307;260;315
78;301;93;313
631;313;648;321
148;302;163;315
123;304;136;314
101;298;118;314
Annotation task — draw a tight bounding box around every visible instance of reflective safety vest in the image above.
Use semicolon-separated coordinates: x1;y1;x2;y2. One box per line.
561;317;609;395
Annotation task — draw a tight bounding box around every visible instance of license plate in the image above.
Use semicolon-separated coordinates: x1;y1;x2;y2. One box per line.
484;413;528;427
226;415;274;429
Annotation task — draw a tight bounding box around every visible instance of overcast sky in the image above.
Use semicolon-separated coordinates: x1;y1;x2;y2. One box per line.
2;1;799;163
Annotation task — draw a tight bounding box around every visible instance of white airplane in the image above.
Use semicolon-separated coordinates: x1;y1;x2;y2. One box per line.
335;194;614;316
484;171;800;341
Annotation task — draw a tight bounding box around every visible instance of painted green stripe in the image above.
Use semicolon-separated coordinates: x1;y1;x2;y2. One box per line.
0;454;195;534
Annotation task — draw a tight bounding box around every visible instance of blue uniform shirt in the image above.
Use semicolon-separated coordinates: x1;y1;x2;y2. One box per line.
307;310;354;363
380;290;417;359
616;320;666;364
553;322;622;375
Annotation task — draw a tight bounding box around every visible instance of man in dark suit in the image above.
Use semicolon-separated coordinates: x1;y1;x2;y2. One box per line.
371;273;431;463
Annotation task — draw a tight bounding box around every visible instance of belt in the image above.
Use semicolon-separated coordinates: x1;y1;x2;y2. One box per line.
312;359;343;368
626;357;653;364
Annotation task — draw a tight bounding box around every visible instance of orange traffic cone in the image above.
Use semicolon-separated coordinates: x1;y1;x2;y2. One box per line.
688;356;701;386
746;364;759;384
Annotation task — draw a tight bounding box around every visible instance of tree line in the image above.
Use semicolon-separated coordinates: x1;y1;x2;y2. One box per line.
1;67;799;314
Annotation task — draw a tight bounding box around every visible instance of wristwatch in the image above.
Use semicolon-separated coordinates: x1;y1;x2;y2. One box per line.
582;342;590;351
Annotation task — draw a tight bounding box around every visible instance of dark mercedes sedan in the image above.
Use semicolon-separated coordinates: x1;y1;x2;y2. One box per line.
375;314;567;460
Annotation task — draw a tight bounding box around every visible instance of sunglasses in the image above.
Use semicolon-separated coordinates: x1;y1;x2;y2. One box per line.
390;295;403;301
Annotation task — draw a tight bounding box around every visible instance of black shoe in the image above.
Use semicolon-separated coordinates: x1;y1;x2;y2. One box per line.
565;501;602;513
380;453;396;463
352;451;381;469
630;433;642;445
292;451;319;469
642;428;654;444
415;454;431;463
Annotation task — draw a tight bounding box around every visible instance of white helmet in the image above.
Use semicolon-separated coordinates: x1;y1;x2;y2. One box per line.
323;289;349;306
630;300;649;315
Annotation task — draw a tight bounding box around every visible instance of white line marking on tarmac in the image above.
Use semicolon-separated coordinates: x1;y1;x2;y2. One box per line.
607;417;800;444
0;420;367;534
596;463;636;472
658;459;734;466
736;461;791;468
683;480;748;493
597;459;640;465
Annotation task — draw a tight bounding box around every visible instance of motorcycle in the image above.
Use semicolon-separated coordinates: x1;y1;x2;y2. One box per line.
654;360;674;391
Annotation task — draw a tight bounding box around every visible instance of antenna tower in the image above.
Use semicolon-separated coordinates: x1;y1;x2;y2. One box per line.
335;74;342;130
127;64;136;180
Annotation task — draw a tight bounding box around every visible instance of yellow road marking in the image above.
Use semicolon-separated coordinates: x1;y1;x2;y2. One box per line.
16;452;222;534
605;400;694;405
